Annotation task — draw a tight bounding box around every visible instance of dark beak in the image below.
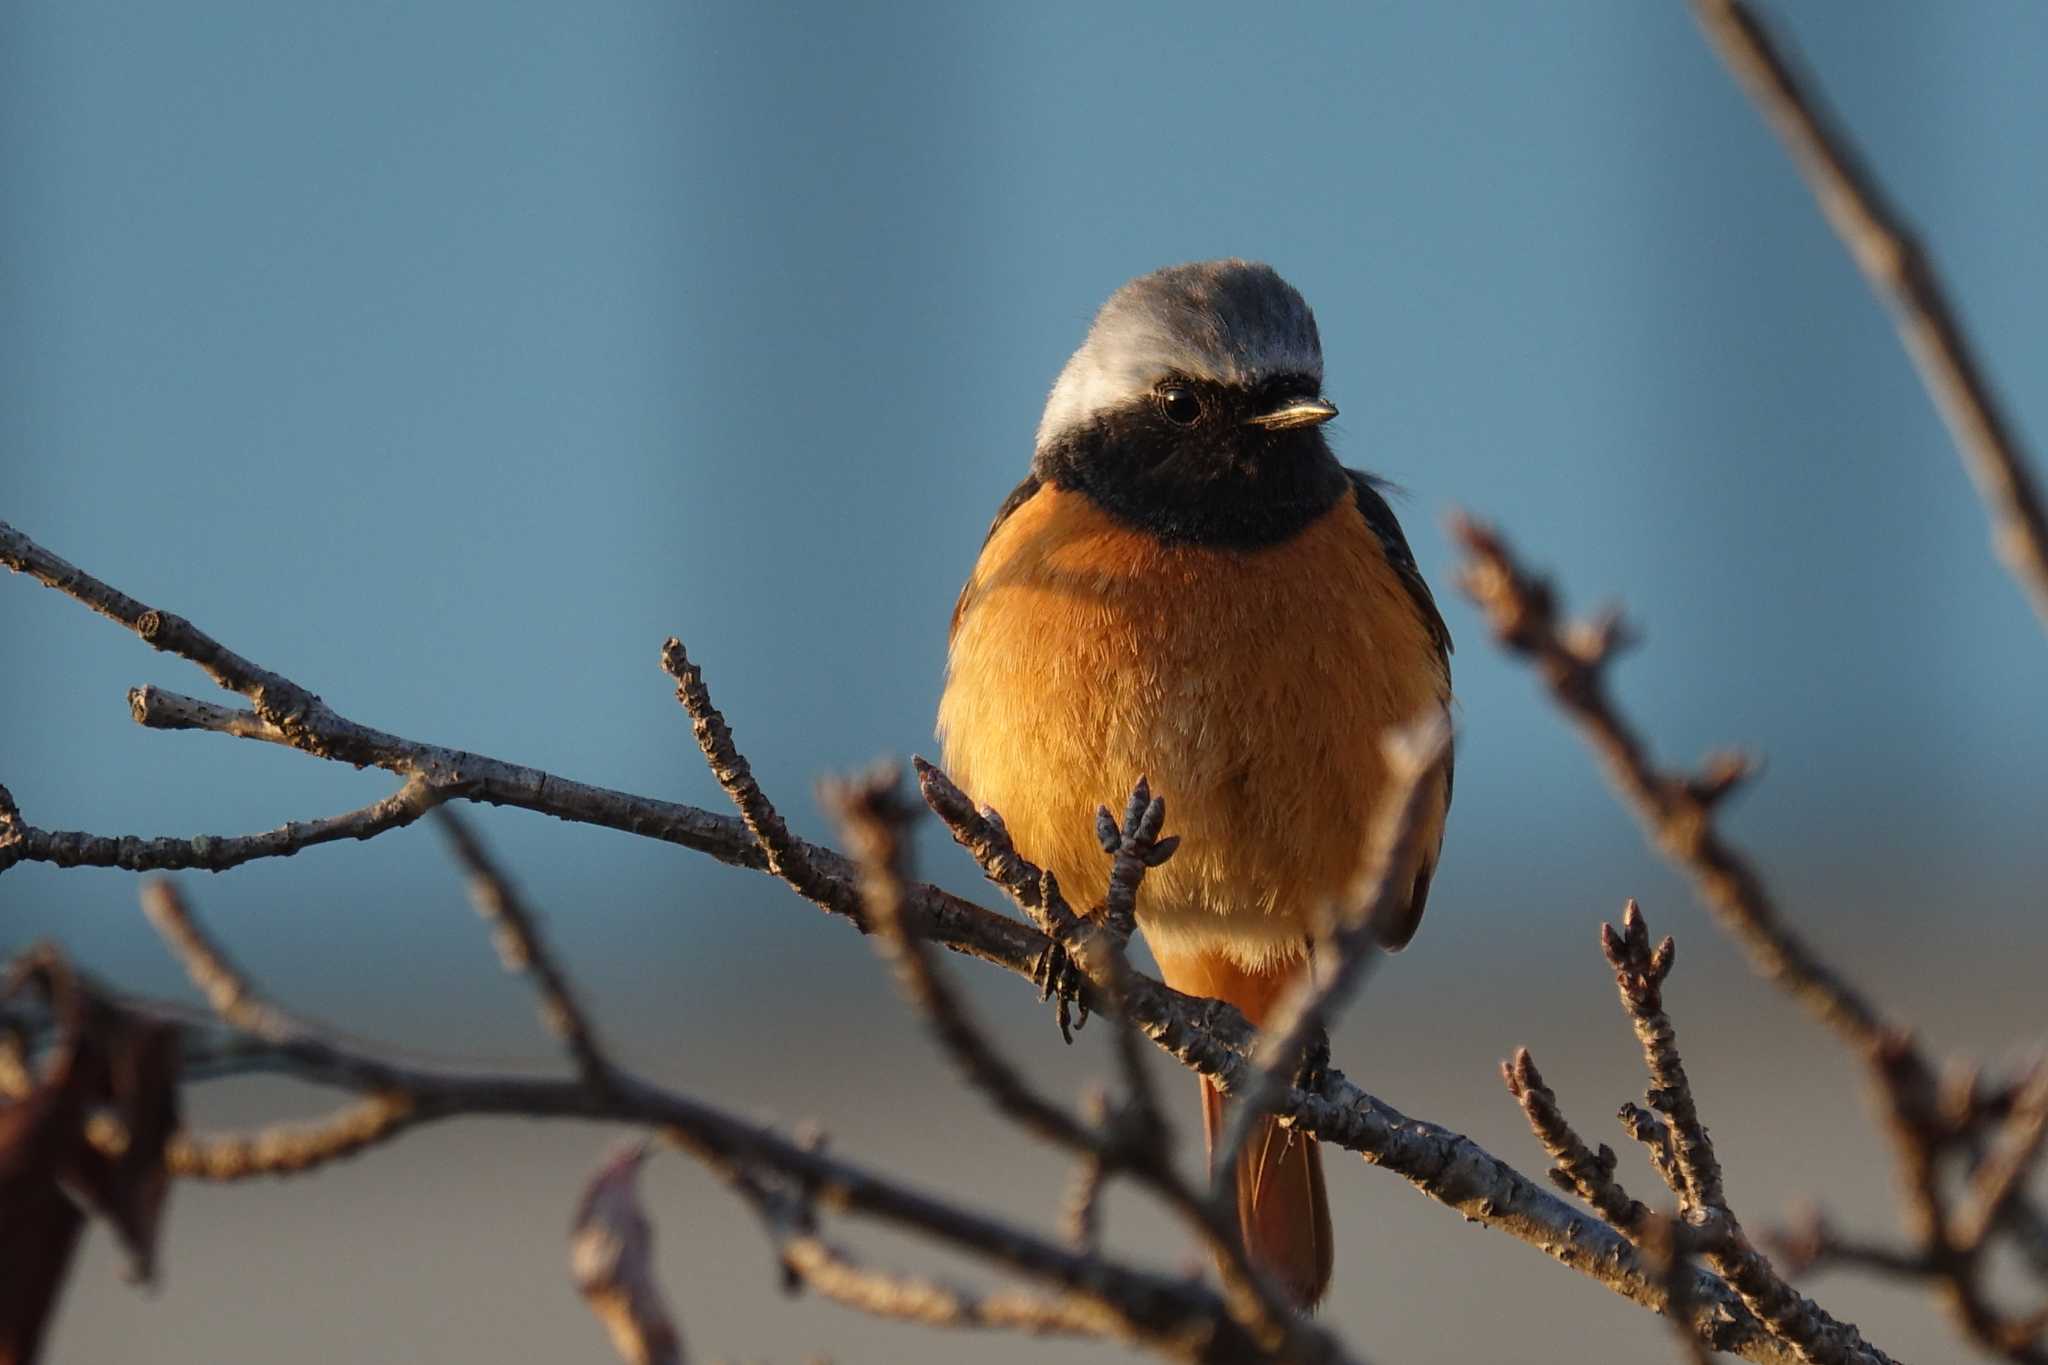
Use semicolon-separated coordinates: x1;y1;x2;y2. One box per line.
1245;396;1338;431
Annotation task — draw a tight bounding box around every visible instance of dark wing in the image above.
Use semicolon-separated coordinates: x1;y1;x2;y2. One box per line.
1346;469;1452;665
949;474;1042;641
1346;468;1453;950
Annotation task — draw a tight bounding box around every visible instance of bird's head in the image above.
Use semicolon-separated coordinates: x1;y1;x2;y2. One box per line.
1030;260;1348;548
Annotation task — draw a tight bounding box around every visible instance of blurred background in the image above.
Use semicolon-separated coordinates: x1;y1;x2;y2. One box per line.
4;2;2046;1361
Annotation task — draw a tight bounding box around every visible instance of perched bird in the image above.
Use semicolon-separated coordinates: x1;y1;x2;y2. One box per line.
937;260;1452;1309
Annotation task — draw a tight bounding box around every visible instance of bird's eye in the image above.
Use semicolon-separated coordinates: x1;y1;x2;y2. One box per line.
1156;384;1201;426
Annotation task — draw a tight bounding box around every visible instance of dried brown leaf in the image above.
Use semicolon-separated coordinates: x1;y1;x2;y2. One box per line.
0;945;182;1365
571;1142;683;1365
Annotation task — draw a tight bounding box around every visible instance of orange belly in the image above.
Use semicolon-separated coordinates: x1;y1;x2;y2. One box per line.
938;483;1449;972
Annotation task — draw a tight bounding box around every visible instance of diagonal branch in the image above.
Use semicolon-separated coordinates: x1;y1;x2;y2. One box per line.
140;879;314;1044
1213;714;1449;1192
1502;1048;1654;1240
436;808;614;1091
1454;514;1894;1058
1687;0;2048;631
1458;513;2045;1361
662;637;861;922
824;765;1098;1157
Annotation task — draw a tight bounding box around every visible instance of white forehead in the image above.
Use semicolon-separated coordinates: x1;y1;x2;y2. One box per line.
1035;260;1324;450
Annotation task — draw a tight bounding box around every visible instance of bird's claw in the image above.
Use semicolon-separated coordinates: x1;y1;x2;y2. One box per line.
1294;1026;1332;1096
1033;939;1090;1044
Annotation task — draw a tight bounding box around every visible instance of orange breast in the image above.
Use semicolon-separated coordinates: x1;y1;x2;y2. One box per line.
937;484;1449;972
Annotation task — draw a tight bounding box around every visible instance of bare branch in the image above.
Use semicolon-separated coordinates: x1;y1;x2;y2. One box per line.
1061;1131;1110;1254
1502;1048;1652;1239
436;808;614;1090
1640;1211;1718;1365
1602;901;1890;1365
0;517;1856;1362
0;521;341;738
1454;514;1894;1058
725;1145;1136;1348
662;638;860;922
1622;1103;1693;1206
1602;903;1724;1220
831;766;1332;1362
912;756;1088;949
164;1095;417;1180
1459;513;2045;1360
1687;0;2048;631
0;776;439;875
1214;714;1449;1191
1089;784;1175;1168
1950;1061;2048;1253
139;879;306;1043
823;764;1097;1155
1770;1206;1935;1282
773;1232;1129;1340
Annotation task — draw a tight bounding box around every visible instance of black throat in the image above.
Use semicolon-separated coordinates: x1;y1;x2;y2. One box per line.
1031;395;1350;550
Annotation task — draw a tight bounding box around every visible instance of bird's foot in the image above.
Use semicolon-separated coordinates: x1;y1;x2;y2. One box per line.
1094;775;1181;949
1294;1025;1332;1097
1033;938;1090;1044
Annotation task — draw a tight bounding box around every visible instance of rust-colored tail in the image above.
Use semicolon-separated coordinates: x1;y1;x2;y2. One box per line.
1201;1076;1333;1308
1158;950;1333;1310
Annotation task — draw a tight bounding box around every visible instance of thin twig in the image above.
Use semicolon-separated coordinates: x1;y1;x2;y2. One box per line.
662;637;860;922
165;1095;417;1180
1502;1048;1652;1239
0;775;439;875
1459;514;2043;1361
774;1233;1130;1340
1622;1103;1693;1207
1688;0;2048;631
1089;783;1175;1171
717;1152;1135;1344
1770;1206;1935;1282
1950;1061;2048;1253
436;808;614;1090
1454;515;1894;1058
824;765;1097;1155
1603;901;1888;1365
139;879;301;1041
1641;1211;1718;1365
1212;714;1449;1192
1603;903;1725;1220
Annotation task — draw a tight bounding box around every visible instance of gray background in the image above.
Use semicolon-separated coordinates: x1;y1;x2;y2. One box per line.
3;2;2044;1361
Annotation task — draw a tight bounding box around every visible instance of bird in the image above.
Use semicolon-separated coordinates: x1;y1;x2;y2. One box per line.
936;259;1453;1310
